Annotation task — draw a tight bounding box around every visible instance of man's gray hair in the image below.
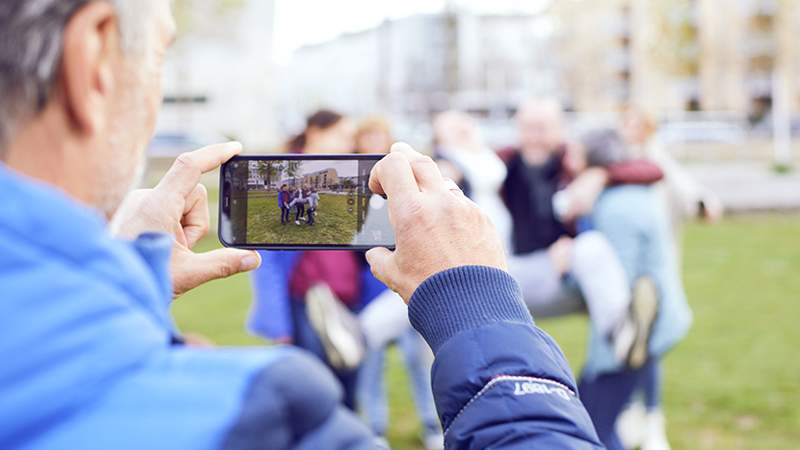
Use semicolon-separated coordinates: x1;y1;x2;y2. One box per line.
0;0;150;157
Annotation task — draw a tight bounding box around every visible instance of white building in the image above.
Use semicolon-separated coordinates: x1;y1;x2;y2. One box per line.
153;0;279;155
277;12;557;127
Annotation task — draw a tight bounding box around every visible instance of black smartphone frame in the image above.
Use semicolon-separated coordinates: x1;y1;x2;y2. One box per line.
218;153;395;251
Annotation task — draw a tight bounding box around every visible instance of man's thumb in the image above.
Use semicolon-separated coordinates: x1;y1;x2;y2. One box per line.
191;248;260;283
365;247;395;287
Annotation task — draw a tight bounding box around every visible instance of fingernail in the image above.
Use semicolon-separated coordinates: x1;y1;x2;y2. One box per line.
241;253;260;270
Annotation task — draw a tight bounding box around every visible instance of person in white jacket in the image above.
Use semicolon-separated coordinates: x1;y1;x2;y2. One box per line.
433;111;513;251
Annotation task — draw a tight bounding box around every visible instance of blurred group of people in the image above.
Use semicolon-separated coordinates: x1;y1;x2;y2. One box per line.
247;100;722;450
278;184;319;226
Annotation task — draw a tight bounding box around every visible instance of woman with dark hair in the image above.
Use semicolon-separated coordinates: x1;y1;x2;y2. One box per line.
287;109;355;154
248;110;365;410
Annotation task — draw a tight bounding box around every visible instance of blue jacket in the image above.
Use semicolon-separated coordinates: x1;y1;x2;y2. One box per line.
1;164;603;449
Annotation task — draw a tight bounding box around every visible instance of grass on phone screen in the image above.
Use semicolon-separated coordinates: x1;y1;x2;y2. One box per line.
246;191;358;245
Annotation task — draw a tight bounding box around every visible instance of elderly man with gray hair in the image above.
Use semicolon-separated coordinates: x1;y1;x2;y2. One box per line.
0;2;609;450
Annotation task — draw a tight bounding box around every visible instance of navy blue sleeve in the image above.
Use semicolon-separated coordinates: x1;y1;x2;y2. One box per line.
409;266;604;449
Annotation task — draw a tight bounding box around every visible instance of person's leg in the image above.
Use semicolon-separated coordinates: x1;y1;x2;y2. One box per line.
337;366;360;411
643;357;661;412
357;346;389;437
579;361;652;450
290;299;327;362
641;357;671;450
507;250;585;319
290;300;359;410
569;231;631;338
398;329;441;441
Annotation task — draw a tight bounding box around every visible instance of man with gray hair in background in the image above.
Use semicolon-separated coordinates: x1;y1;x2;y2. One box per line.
0;1;607;449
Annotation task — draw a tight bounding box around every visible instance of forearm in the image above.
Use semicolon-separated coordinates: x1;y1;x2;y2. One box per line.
607;159;664;185
409;267;603;449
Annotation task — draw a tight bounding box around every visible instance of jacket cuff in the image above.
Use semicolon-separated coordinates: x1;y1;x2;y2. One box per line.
408;266;533;354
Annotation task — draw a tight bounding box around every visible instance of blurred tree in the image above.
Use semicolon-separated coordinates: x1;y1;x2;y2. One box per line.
341;178;355;192
648;0;700;78
257;160;284;187
172;0;247;38
285;161;301;182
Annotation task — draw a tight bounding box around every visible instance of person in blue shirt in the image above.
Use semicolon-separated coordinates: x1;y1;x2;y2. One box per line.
0;1;605;449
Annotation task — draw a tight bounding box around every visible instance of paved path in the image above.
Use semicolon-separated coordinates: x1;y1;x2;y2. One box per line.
685;163;800;213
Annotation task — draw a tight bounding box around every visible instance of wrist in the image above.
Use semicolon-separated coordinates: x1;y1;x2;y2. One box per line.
408;266;533;354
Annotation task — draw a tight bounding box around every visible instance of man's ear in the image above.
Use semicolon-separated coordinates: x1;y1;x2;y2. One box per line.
60;1;120;137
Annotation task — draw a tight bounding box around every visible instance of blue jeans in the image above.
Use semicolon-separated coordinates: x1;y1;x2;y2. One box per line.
289;300;359;410
579;359;657;450
357;328;439;437
307;207;316;225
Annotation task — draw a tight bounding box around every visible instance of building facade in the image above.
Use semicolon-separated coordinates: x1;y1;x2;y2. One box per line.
302;169;340;189
278;12;557;123
552;0;800;119
154;0;279;155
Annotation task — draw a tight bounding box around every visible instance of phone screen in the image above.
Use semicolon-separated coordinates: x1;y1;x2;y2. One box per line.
219;155;395;250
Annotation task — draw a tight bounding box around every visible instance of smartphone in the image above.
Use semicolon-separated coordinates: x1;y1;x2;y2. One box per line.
219;154;396;250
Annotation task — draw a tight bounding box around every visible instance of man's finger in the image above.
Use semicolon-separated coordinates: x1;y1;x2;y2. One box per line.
369;151;420;205
443;178;465;196
182;184;210;248
366;247;395;285
390;142;446;192
158;142;242;197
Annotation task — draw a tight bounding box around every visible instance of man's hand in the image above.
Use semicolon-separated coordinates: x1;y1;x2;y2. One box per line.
365;143;506;301
111;142;261;297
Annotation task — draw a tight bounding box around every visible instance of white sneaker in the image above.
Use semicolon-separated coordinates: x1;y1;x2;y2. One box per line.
613;277;658;369
642;410;671;450
374;436;391;449
295;220;300;225
617;401;647;449
422;431;444;450
305;284;365;371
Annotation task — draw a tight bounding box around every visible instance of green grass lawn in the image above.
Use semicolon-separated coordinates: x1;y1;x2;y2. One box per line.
173;214;800;450
246;191;358;245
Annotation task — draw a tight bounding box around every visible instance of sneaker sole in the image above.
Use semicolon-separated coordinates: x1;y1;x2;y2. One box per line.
306;286;363;370
628;277;659;369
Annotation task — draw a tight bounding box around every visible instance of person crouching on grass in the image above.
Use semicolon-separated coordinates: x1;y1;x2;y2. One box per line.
292;185;307;225
278;184;291;225
307;188;320;226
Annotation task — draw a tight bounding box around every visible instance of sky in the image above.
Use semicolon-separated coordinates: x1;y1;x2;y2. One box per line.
272;0;552;62
273;0;446;62
296;160;359;178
